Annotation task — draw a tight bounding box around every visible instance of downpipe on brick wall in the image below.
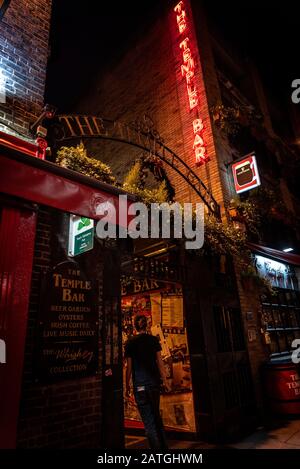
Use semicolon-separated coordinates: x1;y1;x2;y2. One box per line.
0;339;6;364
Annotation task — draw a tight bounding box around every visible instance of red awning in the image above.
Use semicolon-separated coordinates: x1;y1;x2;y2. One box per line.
248;242;300;266
0;134;135;227
0;130;38;157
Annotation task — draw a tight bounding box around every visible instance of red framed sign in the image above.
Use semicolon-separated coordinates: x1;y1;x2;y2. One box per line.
232;154;261;194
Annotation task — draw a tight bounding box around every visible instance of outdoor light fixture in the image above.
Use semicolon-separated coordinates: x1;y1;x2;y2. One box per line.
231;153;261;194
29;104;57;135
283;248;294;253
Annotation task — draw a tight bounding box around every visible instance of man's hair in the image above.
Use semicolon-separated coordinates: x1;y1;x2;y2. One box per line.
134;314;147;332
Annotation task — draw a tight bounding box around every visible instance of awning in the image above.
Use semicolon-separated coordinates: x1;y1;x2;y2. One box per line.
0;133;135;227
248;242;300;266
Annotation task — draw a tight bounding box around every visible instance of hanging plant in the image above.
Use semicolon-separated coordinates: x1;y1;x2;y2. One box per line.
240;263;275;295
228;197;261;237
187;208;247;258
203;214;247;257
203;212;275;294
122;161;170;205
230;186;295;230
139;153;175;201
56;143;116;185
211;104;242;136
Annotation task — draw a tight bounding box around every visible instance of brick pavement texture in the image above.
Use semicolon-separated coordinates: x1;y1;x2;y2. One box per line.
125;418;300;449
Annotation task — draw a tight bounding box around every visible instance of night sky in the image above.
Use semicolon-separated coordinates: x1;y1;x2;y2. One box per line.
45;0;300;122
45;0;161;111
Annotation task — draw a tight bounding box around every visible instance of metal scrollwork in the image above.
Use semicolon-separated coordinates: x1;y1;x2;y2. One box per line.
129;114;164;144
48;114;220;217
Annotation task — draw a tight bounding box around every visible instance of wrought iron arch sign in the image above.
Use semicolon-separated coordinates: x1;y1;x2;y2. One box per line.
49;114;220;216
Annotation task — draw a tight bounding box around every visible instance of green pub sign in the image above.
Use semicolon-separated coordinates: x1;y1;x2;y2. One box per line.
68;214;94;257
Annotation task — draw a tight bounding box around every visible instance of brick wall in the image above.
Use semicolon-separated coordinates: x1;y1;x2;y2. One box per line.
76;0;268;413
0;0;51;140
78;0;230;213
235;264;269;412
17;207;103;448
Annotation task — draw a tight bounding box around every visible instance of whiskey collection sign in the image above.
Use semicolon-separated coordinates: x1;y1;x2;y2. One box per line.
36;261;99;381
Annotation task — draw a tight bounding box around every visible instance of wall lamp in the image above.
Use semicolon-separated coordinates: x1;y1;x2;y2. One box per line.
29;104;57;137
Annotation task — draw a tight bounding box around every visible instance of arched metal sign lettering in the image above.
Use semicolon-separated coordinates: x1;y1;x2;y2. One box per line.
51;114;220;216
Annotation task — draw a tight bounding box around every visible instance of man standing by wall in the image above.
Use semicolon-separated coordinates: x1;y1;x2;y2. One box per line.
125;314;170;449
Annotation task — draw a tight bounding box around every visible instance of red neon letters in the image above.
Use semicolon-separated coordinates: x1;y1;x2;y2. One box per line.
174;1;187;33
179;36;197;110
174;1;209;166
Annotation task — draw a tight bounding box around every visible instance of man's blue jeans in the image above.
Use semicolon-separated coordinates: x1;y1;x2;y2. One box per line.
134;386;168;450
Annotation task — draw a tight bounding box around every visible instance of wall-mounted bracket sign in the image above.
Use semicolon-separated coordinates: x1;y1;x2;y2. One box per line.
68;214;94;257
232;154;261;194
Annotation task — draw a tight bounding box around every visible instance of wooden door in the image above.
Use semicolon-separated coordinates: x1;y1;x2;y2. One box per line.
184;254;256;441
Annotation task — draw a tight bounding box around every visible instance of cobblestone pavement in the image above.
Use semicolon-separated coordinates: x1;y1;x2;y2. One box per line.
125;418;300;449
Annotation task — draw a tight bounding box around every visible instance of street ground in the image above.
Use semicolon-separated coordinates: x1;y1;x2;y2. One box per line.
125;418;300;449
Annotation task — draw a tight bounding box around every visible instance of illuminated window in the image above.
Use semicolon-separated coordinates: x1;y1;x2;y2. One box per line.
262;289;300;356
256;255;300;356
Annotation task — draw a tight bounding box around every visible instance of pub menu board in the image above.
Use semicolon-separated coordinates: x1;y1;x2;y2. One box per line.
162;294;184;328
35;261;99;382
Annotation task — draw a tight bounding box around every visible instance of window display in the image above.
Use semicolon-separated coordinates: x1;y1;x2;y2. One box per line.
122;284;196;433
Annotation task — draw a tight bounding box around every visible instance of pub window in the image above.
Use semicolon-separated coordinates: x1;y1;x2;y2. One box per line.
262;289;300;356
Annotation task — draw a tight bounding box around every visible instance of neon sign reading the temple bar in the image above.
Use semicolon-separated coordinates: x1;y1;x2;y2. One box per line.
179;36;197;109
174;1;209;166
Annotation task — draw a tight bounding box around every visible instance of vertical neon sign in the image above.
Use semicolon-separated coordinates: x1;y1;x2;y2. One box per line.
174;1;209;166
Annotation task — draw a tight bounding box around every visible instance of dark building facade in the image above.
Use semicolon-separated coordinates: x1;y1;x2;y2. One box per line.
74;0;300;441
0;0;130;449
1;0;300;450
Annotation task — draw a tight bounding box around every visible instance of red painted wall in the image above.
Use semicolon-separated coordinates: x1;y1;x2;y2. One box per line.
0;206;37;448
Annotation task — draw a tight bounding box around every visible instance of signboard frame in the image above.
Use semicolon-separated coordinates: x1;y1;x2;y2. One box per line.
35;261;99;382
232;153;261;194
68;214;94;257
